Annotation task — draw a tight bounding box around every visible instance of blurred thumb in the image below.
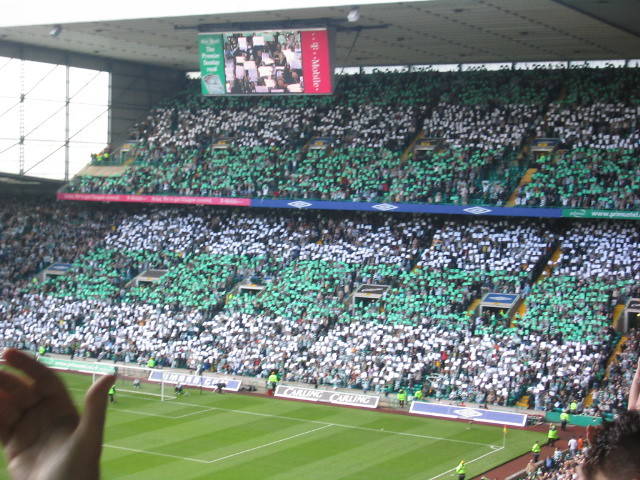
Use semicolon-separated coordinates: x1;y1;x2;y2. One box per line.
78;374;115;445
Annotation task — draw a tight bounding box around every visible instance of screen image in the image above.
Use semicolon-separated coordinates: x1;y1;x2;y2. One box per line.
199;29;332;96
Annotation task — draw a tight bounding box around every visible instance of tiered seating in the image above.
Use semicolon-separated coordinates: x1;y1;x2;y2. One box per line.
37;248;180;299
406;69;561;205
0;199;122;296
126;253;256;310
1;201;639;409
586;328;640;417
63;68;626;206
523;222;640;411
518;67;640;209
518;148;640;209
271;220;555;399
277;147;402;201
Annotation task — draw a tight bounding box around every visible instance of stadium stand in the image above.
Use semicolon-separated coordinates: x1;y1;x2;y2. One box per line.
63;67;640;212
3;76;640;480
518;67;640;209
2;200;638;414
3;4;640;478
587;328;640;416
0;200;123;297
2;72;640;475
519;221;640;412
529;451;587;480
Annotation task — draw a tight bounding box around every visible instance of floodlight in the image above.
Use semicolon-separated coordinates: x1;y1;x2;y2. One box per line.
347;7;360;23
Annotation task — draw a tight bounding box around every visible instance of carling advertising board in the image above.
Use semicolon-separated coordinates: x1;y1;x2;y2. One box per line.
275;385;379;408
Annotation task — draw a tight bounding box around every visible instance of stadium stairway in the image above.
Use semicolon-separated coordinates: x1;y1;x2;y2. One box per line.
584;334;629;408
400;131;425;164
538;247;562;282
466;298;481;315
503;81;568;209
604;334;629;377
612;303;626;331
510;302;527;329
509;247;560;329
505;167;538;207
515;394;530;408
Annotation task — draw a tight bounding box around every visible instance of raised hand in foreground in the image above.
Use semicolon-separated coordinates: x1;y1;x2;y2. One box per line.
629;357;640;411
0;349;115;480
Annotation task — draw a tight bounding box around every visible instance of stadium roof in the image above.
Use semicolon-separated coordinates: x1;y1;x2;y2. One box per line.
0;0;639;70
0;172;64;196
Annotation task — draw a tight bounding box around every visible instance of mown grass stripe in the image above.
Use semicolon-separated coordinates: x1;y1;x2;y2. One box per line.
0;372;547;480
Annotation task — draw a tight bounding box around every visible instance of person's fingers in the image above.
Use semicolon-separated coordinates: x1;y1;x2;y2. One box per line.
78;374;115;446
628;357;640;410
3;350;70;401
0;370;38;409
635;358;640;409
0;392;22;444
4;397;78;463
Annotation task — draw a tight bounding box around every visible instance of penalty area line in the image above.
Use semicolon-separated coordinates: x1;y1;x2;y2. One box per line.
103;444;209;464
81;386;498;449
205;424;333;464
103;424;333;465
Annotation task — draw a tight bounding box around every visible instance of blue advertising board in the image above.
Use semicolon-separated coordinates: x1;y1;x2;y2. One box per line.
483;293;519;305
47;263;73;272
410;401;527;427
148;370;241;392
250;198;563;218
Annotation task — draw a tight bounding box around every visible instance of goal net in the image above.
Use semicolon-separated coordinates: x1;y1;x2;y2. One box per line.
105;364;175;401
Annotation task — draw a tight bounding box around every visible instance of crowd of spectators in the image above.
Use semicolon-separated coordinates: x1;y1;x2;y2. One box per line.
516;147;640;210
528;451;587;480
2;201;637;414
588;328;640;416
0;199;122;298
518;67;640;209
519;222;640;413
64;68;640;207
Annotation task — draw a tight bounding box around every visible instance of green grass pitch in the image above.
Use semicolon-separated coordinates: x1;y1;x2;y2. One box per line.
0;372;545;479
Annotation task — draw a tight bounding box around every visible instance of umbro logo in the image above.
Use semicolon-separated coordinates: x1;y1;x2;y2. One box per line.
372;203;398;211
463;206;491;215
288;201;312;209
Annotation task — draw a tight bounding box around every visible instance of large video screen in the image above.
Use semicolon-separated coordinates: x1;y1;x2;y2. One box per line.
199;29;333;96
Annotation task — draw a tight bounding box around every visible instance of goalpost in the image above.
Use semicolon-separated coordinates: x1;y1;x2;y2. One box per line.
38;356;173;401
94;363;175;401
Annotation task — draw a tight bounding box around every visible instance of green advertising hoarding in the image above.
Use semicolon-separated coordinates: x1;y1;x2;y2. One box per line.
199;33;226;95
563;209;640;220
39;356;116;375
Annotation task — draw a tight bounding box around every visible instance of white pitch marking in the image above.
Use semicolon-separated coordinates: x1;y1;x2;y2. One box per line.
103;444;209;464
427;446;505;480
174;408;215;419
103;424;332;465
199;406;496;448
111;407;212;419
110;408;174;419
206;424;333;464
72;387;500;448
71;387;205;418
